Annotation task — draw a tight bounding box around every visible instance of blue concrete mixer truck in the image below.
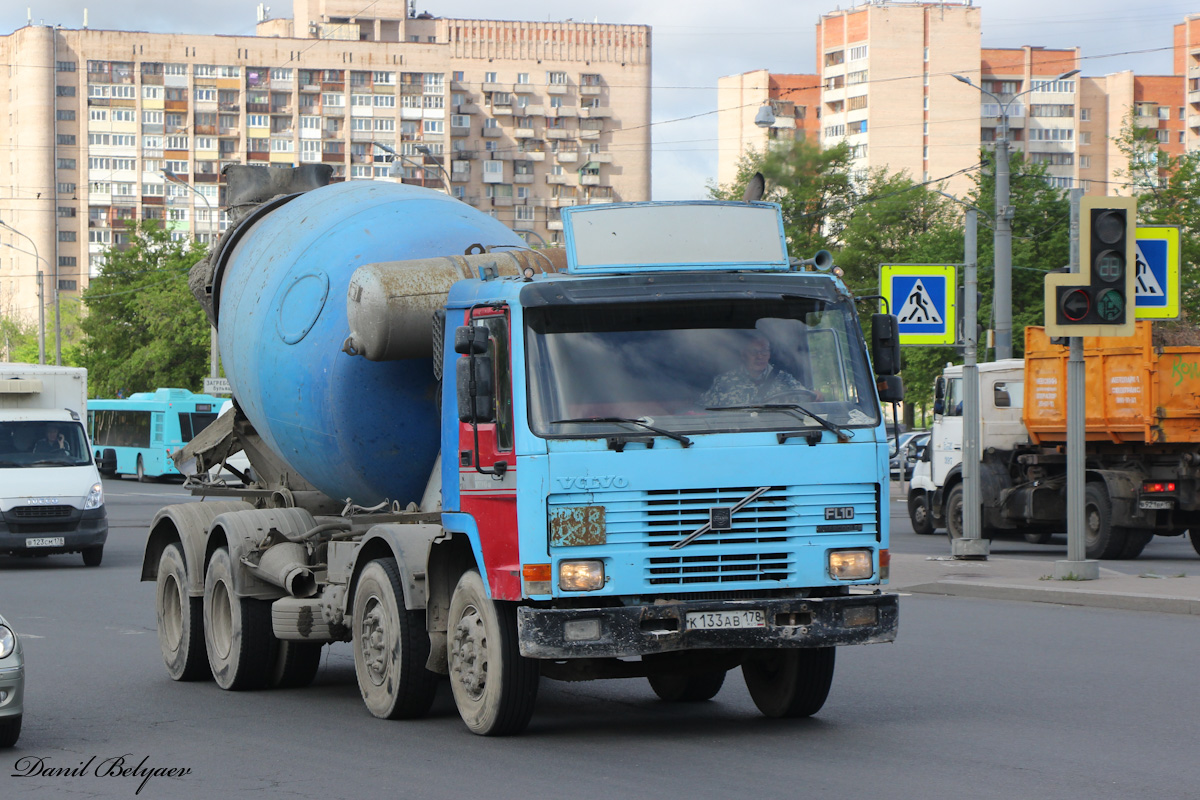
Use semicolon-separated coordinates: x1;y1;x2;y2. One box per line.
141;165;902;735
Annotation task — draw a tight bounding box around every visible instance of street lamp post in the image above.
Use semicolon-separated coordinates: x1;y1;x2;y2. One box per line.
0;219;53;365
372;142;453;195
163;169;219;379
952;69;1080;361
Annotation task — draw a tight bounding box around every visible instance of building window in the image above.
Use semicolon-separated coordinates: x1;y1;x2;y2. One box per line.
166;135;189;150
1080;108;1091;122
57;182;77;194
1028;128;1074;141
58;280;78;291
56;110;76;121
1080;155;1091;169
194;88;216;102
423;119;444;134
58;230;77;242
851;45;868;61
548;71;567;85
1079;132;1091;145
1030;79;1076;93
485;71;497;83
194;64;216;77
57;158;76;170
1158;106;1171;120
56;85;76;97
143;86;163;100
846;70;868;86
57;207;76;218
56;61;76;72
88;157;110;170
848;95;867;111
824;50;845;67
165;160;188;173
57;134;76;145
1029;104;1075;118
113;109;135;122
58;256;77;268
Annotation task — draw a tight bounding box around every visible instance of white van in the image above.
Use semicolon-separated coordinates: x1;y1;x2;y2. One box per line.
0;364;108;567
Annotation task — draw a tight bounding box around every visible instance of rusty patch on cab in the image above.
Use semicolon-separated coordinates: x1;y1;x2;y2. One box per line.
550;506;606;547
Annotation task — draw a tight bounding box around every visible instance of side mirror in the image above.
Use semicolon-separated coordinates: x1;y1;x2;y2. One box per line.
454;325;489;355
871;314;902;376
933;399;945;416
876;375;904;404
457;355;495;422
934;375;945;400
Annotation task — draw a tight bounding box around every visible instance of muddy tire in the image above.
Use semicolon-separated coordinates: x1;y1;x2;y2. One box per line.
648;670;727;702
1084;483;1127;560
742;647;836;719
0;716;20;748
81;545;104;567
203;547;273;690
1119;529;1153;560
448;569;539;736
1024;531;1054;545
351;558;438;719
944;484;965;543
908;492;936;535
157;543;209;681
270;641;323;689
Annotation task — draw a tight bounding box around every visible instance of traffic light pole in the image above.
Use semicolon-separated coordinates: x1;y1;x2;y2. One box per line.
953;207;989;559
1055;188;1099;580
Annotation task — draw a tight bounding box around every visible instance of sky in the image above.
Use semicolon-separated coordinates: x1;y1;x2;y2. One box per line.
3;0;1196;200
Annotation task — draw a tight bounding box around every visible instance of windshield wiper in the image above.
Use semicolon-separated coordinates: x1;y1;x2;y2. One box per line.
550;417;692;448
706;404;851;443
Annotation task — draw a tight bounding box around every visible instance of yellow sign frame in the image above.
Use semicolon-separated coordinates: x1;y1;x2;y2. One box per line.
1133;225;1181;320
880;264;957;346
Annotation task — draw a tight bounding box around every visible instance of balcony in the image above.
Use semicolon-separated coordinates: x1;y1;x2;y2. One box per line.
590;152;613;163
512;83;536;94
514;127;536;139
322;152;344;163
452;150;478;160
1190;114;1200;130
578;129;601;140
247;103;270;114
465;195;481;206
450;80;467;92
492;105;513;116
323;107;345;117
580;85;602;96
525;105;546;117
546;129;573;140
451;123;471;137
456;103;480;115
219;103;240;113
482;82;511;93
451;169;471;182
553;107;578;118
546;174;568;184
547;219;563;230
556;151;578;163
546;84;568;95
482;127;503;138
491;196;514;207
524;151;546;162
514;173;534;184
581;174;601;186
582;107;611;119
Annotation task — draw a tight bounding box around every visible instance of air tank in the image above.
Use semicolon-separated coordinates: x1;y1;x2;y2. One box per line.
213;180;526;506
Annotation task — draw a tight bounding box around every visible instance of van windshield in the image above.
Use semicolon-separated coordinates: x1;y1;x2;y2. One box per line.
0;420;93;468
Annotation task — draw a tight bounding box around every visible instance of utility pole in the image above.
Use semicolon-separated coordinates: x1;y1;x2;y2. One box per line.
163;169;219;379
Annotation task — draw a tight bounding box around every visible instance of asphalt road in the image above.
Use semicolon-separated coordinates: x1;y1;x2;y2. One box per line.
1;477;1198;799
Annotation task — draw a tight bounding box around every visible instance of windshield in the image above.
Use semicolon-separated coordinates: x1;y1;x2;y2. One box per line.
526;297;880;437
0;420;93;468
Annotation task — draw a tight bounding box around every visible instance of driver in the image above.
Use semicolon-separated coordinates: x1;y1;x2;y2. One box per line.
702;333;812;407
32;424;69;455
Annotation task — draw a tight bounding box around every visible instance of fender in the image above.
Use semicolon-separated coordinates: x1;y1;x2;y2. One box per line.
1089;467;1145;526
343;523;443;612
140;501;255;595
207;508;317;600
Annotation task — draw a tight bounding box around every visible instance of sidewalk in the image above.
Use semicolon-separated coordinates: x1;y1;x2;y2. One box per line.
889;552;1200;615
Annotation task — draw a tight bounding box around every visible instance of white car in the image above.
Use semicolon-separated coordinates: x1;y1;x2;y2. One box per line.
0;611;23;747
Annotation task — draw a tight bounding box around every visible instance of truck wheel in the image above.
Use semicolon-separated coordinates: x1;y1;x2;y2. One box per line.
0;715;20;748
351;558;438;719
203;547;273;690
1191;530;1200;558
81;545;104;567
742;647;835;718
136;456;147;483
1084;483;1128;560
648;670;727;702
448;569;539;736
908;493;936;535
156;543;209;681
1024;532;1054;545
1119;529;1153;560
944;485;965;542
270;642;323;689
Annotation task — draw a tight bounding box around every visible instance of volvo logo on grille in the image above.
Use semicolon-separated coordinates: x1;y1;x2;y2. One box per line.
710;507;733;531
824;507;855;520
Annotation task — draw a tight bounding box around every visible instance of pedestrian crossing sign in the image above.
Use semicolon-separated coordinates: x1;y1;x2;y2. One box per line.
1133;226;1180;320
881;264;957;345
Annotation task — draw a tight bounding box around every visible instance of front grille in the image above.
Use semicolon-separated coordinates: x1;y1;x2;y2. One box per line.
647;551;791;585
12;506;72;519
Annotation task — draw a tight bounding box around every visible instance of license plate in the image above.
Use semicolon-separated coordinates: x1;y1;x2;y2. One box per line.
1139;499;1172;510
685;609;765;630
26;536;65;548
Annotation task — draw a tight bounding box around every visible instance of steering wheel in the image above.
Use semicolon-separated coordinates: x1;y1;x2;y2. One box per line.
763;387;819;404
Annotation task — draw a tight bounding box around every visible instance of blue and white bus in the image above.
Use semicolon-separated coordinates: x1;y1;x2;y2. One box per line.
88;389;223;481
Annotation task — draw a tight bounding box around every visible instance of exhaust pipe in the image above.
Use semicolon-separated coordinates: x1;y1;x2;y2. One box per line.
243;542;317;598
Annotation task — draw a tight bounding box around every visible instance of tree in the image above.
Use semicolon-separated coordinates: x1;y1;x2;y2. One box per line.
1114;114;1200;321
80;222;209;398
708;138;856;258
1;297;85;366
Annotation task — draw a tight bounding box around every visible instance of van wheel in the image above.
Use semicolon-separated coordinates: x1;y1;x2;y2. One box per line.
1084;483;1128;560
0;715;21;748
908;493;936;535
81;545;103;567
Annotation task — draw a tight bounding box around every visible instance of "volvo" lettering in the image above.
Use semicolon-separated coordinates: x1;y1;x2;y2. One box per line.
555;476;630;490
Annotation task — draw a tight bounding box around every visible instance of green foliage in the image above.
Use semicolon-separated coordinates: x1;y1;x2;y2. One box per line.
1;296;85;366
80;222;209;398
1113;115;1200;321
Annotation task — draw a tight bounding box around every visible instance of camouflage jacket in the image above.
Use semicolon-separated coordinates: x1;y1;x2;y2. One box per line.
701;365;804;407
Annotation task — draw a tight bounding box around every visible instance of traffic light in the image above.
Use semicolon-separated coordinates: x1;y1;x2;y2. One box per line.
1044;196;1136;337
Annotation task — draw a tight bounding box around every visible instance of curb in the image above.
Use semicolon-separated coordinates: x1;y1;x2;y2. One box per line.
902;580;1200;616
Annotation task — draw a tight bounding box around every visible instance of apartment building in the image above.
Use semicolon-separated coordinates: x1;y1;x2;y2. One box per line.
0;0;651;324
719;2;1188;203
715;70;820;187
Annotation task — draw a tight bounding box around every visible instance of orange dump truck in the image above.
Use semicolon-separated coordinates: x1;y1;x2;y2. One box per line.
909;322;1200;560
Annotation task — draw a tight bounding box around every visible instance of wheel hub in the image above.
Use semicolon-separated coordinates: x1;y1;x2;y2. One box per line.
359;598;388;686
451;605;488;700
161;574;183;652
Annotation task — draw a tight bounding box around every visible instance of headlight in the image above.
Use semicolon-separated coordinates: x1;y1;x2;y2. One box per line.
559;560;605;592
84;482;104;510
0;625;14;659
829;549;874;580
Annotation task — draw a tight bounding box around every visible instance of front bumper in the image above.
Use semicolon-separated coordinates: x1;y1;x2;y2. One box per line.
0;664;23;718
0;506;108;556
517;592;898;659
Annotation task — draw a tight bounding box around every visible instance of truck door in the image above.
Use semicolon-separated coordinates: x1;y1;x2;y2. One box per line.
457;308;520;600
933;376;964;486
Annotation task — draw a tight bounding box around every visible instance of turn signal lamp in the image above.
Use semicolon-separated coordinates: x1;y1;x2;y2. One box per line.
828;549;873;581
523;563;552;596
